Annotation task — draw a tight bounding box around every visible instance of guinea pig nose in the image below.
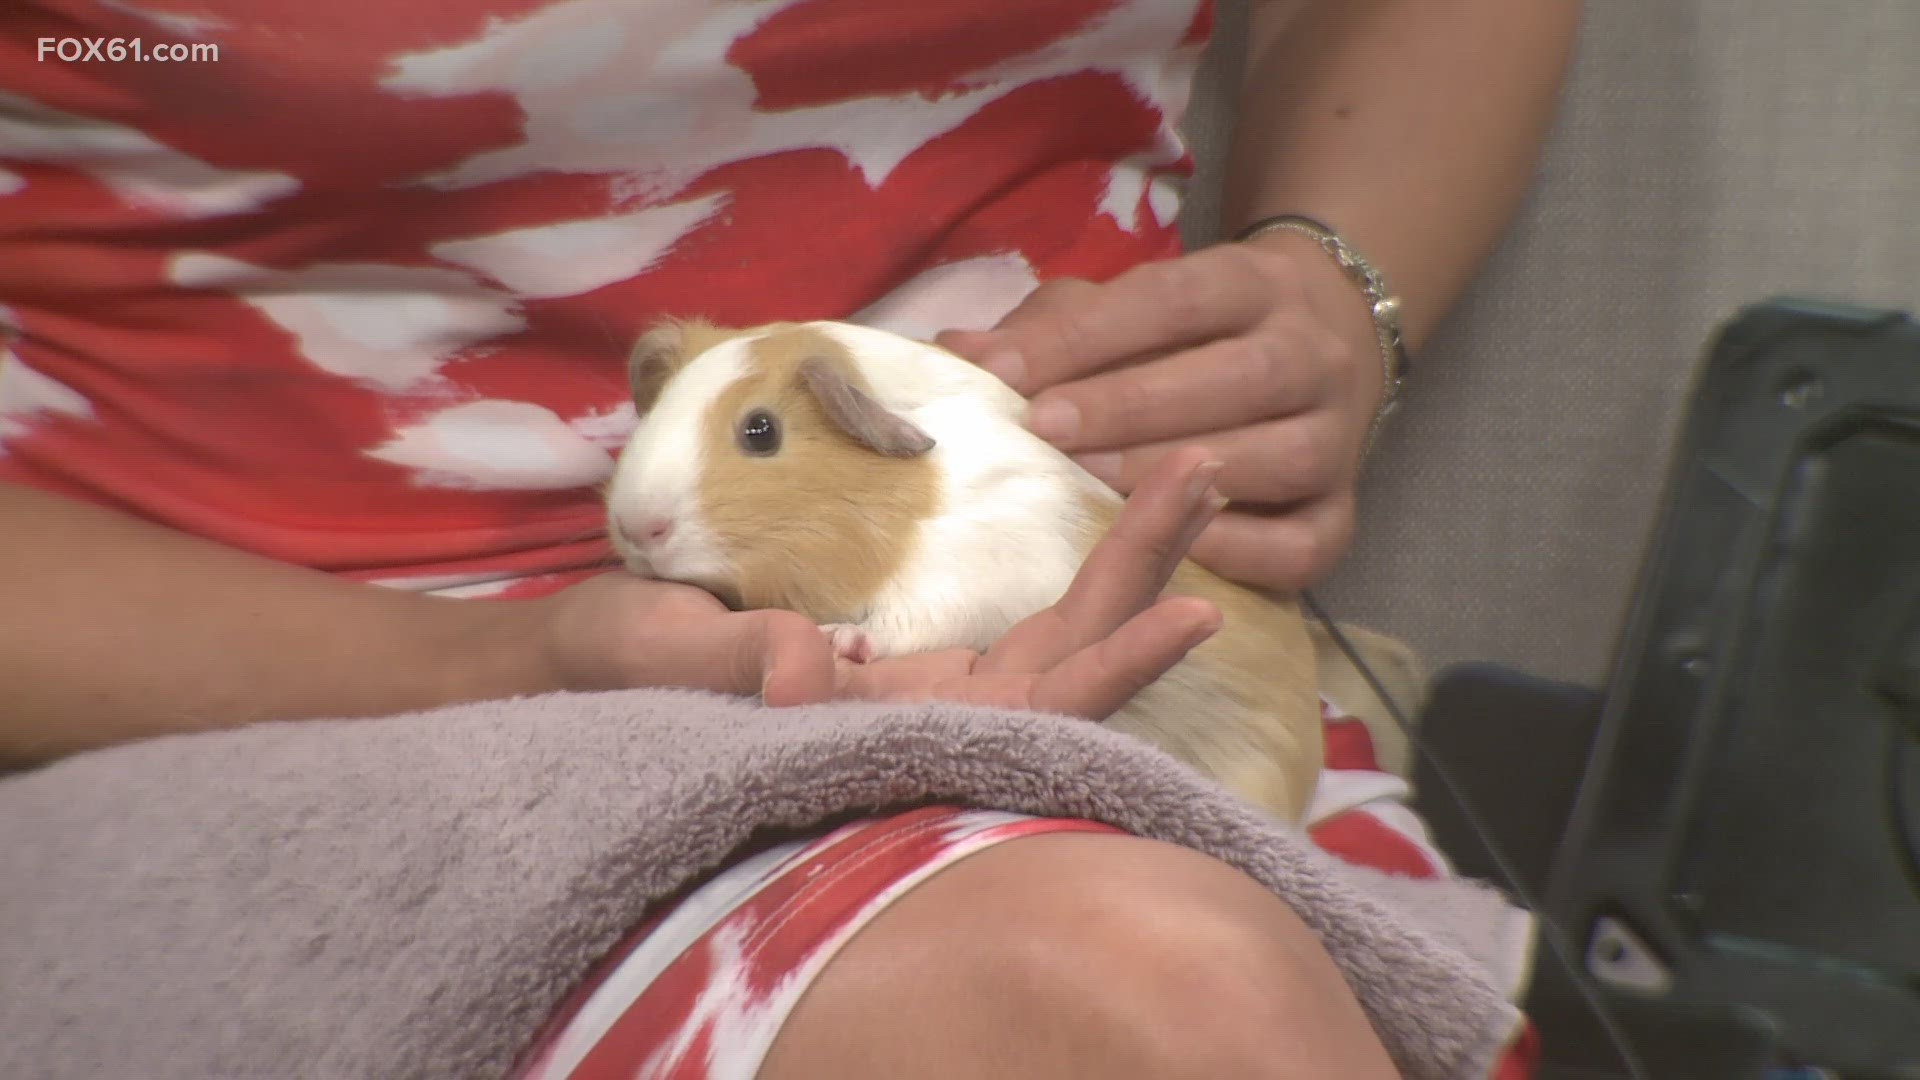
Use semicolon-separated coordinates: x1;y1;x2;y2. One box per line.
623;516;672;544
613;512;673;547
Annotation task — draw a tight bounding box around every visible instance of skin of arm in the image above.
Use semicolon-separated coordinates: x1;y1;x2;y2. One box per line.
0;448;1224;769
0;480;560;768
1229;0;1585;352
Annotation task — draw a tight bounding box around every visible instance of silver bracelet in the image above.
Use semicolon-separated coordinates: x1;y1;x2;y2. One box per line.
1233;213;1409;459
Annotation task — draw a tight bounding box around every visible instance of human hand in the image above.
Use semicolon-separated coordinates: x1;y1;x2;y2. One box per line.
828;445;1229;718
937;233;1387;592
530;571;843;706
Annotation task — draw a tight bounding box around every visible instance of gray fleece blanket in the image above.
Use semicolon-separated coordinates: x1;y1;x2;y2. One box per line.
0;689;1527;1079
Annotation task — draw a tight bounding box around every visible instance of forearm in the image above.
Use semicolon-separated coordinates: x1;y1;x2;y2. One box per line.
0;482;559;768
1227;0;1582;350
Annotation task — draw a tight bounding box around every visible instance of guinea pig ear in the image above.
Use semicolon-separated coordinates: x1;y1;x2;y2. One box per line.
628;320;690;416
797;355;935;458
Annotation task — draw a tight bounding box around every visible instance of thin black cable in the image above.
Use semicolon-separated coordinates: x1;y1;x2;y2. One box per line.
1299;588;1653;1080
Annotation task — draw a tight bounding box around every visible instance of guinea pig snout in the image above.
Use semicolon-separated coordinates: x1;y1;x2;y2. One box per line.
612;511;674;549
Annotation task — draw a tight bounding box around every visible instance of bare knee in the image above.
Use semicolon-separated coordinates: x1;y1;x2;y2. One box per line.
759;832;1400;1080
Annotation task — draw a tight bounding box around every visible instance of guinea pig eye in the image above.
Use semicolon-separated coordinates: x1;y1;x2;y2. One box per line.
736;409;781;456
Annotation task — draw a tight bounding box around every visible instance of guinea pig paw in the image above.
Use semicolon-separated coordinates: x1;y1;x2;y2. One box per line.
820;623;875;665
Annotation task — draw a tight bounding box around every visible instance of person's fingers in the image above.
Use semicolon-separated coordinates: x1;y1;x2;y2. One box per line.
977;447;1222;677
1028;596;1223;719
683;608;835;707
1185;491;1359;593
1023;328;1336;453
935;278;1100;385
1053;445;1224;632
836;648;981;700
936;247;1279;396
1073;415;1353;507
987;277;1103;333
869;597;1214;718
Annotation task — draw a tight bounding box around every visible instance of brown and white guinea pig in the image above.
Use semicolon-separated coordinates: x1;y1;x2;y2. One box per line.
605;317;1324;823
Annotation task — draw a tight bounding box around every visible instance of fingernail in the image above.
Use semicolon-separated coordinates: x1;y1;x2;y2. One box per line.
1028;397;1080;442
1186;460;1226;505
1185;610;1225;650
1077;451;1122;484
980;348;1026;389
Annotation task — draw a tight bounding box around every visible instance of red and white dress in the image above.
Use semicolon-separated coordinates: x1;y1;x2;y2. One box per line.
2;0;1207;599
2;2;1536;1075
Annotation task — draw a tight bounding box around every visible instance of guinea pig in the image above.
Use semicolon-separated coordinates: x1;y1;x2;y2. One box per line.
604;317;1324;823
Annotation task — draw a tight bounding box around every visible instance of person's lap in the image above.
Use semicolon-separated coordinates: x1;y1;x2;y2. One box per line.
509;699;1537;1080
760;823;1403;1080
514;806;1400;1080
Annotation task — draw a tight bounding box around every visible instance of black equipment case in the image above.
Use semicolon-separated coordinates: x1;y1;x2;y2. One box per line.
1413;298;1920;1080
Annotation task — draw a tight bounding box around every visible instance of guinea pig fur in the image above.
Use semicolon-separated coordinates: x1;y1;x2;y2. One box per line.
606;318;1324;822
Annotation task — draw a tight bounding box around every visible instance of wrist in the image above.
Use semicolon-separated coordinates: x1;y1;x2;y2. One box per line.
1243;226;1383;345
1233;215;1408;456
417;593;567;707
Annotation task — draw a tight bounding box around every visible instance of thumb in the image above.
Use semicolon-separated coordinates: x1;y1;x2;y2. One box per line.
698;608;835;707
